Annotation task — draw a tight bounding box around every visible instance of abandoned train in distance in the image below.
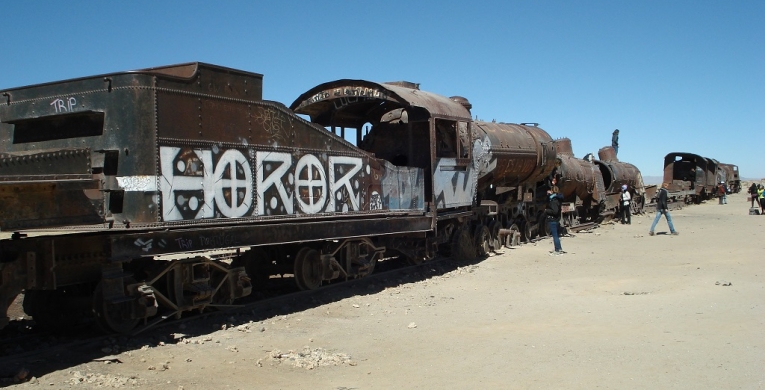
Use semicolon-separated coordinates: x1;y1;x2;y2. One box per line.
0;62;651;333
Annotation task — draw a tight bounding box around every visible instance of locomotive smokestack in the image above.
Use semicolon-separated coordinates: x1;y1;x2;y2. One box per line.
598;146;618;162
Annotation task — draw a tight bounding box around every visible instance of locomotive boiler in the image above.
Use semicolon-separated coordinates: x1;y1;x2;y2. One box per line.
594;146;648;214
551;138;606;225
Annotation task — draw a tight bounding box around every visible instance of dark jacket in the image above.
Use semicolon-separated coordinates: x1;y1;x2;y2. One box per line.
545;193;563;220
656;187;669;211
750;183;758;195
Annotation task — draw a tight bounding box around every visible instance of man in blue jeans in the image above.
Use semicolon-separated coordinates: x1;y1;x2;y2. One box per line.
545;186;565;254
649;183;679;236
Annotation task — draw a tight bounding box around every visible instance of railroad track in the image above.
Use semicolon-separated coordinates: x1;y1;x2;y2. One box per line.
0;253;483;380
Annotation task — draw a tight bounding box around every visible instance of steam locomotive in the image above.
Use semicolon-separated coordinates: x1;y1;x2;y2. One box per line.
0;63;651;334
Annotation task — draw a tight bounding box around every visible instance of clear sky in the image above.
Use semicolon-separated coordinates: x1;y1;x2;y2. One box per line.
1;1;762;179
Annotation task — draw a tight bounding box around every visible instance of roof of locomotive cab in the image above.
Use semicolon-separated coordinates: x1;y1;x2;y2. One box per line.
0;62;263;92
290;79;471;127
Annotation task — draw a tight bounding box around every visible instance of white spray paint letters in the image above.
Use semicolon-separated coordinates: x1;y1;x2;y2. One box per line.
160;146;366;221
50;97;77;113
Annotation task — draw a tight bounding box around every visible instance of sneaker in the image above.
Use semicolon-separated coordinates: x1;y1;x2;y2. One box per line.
648;231;654;236
671;231;679;235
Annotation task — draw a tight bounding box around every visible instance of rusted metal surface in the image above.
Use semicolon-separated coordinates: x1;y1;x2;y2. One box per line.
291;79;475;212
663;152;714;198
596;146;645;194
718;163;740;192
0;63;436;333
552;138;605;206
473;122;556;193
0;64;426;231
291;80;472;126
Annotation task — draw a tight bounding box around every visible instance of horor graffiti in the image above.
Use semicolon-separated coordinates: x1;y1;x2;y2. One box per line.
160;146;368;221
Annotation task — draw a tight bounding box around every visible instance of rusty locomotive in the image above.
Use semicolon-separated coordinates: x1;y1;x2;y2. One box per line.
0;63;649;334
661;152;740;204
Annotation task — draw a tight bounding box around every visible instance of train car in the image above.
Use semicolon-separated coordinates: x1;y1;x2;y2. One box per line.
662;152;716;203
291;80;559;253
718;163;741;193
0;63;434;333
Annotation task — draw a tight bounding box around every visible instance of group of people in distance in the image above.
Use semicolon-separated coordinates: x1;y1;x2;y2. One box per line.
748;182;765;215
544;128;680;255
544;181;679;256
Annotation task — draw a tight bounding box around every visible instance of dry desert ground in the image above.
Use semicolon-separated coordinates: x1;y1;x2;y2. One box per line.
3;190;765;390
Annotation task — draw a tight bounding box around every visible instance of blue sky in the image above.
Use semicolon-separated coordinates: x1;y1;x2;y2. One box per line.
1;1;763;179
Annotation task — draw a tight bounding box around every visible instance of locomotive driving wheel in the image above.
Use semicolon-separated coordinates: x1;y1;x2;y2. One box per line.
473;224;491;257
505;223;521;247
630;196;644;215
537;212;550;237
487;220;501;251
92;278;140;334
293;247;323;290
450;224;475;262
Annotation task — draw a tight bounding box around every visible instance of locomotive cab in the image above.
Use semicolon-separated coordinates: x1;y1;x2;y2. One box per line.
291;80;476;213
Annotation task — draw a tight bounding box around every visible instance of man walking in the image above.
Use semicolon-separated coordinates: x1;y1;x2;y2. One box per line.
649;183;678;236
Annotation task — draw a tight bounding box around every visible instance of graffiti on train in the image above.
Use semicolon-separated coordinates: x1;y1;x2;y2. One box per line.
159;146;368;221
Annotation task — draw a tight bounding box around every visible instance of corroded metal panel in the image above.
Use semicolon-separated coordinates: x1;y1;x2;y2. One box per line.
663;152;708;195
597;146;645;195
473;122;556;192
553;138;604;205
0;63;428;232
290;79;471;125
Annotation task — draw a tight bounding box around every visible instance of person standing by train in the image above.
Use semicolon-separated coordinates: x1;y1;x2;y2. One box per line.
620;184;632;224
612;129;619;155
718;182;728;205
749;182;760;208
545;186;565;255
758;184;765;215
649;183;678;236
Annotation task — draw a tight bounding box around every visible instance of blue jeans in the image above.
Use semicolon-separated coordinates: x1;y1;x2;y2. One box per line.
548;220;562;252
650;210;676;233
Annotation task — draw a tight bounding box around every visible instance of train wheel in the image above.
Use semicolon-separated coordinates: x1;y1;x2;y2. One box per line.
473;224;491;257
92;278;140;335
521;217;534;241
537;212;550;237
505;224;521;247
450;225;475;262
630;197;644;215
293;248;323;290
487;221;501;251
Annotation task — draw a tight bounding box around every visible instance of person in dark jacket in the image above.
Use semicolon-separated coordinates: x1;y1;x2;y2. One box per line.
611;129;619;155
749;182;760;208
545;186;565;254
649;183;678;236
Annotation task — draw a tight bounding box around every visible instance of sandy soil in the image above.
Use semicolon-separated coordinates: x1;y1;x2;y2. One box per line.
4;191;765;389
